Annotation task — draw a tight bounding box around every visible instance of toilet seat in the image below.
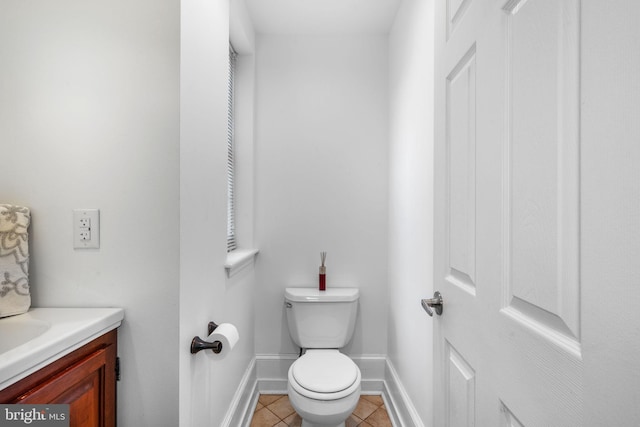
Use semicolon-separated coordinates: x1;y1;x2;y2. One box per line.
288;350;361;401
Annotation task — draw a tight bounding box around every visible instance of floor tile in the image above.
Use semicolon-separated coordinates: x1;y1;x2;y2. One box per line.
267;396;296;420
250;394;392;427
352;398;379;420
283;412;302;426
364;407;393;427
259;394;285;406
345;414;363;427
250;407;281;427
361;394;384;406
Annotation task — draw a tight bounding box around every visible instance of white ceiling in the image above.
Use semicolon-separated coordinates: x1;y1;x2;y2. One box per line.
243;0;402;35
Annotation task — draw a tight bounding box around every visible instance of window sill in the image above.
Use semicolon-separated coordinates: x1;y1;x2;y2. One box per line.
225;248;259;278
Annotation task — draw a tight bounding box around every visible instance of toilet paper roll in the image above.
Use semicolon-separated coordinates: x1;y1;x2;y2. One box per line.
206;323;239;360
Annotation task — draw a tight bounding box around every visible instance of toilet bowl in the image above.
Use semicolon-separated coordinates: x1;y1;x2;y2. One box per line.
287;350;361;427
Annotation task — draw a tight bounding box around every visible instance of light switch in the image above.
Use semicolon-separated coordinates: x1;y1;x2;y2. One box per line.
73;209;100;249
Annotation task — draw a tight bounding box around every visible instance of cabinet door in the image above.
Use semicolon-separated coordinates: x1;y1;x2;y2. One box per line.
16;346;115;427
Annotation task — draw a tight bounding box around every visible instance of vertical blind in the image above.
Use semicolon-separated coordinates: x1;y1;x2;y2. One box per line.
227;45;237;252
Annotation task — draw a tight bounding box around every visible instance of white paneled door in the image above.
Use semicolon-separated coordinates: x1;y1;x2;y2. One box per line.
433;0;640;426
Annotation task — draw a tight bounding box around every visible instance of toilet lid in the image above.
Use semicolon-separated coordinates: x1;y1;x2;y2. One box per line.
292;350;359;394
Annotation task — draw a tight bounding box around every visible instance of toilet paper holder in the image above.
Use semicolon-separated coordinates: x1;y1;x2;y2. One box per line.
190;321;223;354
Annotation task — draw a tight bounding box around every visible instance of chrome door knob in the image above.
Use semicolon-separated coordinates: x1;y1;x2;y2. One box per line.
421;291;443;316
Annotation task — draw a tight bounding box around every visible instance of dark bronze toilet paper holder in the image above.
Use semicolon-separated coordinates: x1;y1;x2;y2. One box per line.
190;321;223;354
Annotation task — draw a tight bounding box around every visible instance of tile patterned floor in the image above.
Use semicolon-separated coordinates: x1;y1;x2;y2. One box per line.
250;394;393;427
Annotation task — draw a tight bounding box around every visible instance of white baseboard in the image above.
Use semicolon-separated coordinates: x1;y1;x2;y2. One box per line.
221;357;258;427
254;353;294;394
383;359;426;427
255;353;386;394
240;389;260;427
230;354;426;427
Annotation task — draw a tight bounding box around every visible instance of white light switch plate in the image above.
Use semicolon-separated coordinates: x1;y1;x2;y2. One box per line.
73;209;100;249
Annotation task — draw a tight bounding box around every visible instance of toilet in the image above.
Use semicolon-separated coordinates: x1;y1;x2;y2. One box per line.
284;287;361;427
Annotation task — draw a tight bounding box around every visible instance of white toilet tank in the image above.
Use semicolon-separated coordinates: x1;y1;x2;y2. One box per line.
285;287;359;349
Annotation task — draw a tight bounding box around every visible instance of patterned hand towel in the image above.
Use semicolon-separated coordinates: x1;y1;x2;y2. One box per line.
0;204;31;317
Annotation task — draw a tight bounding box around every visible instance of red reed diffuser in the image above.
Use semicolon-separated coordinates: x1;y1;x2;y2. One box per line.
319;251;327;291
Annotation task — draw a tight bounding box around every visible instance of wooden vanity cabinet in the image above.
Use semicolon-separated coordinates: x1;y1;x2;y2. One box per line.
0;330;117;427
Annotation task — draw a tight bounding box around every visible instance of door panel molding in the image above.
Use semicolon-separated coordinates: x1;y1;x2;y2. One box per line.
446;43;477;296
447;0;473;40
445;341;476;427
499;401;525;427
501;0;581;353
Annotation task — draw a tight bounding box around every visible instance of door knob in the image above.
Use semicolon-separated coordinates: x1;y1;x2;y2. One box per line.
421;291;443;316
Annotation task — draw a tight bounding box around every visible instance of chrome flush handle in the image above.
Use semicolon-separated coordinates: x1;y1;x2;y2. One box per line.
421;291;443;317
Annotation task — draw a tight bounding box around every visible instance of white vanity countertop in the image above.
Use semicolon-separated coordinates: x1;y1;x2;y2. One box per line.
0;307;124;391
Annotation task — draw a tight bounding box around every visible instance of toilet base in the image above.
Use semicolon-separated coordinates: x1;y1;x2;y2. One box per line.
287;381;360;427
301;421;345;427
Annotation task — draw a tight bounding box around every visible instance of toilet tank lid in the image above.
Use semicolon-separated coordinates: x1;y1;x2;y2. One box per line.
285;287;359;302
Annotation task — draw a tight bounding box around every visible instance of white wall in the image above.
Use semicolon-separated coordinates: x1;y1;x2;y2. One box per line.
253;35;389;358
179;0;257;425
388;0;435;425
0;1;180;425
